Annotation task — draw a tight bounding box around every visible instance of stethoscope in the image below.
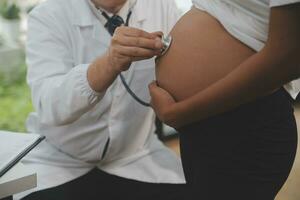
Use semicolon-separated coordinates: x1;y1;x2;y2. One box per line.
102;7;173;107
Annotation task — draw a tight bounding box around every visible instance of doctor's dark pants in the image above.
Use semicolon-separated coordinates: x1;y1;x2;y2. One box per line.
21;168;188;200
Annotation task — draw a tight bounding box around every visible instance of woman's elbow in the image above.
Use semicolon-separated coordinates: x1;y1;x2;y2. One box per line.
264;45;300;81
284;50;300;80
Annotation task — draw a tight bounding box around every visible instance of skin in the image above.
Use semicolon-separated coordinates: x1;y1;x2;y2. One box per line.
149;4;300;128
87;0;164;93
92;0;127;13
155;8;255;102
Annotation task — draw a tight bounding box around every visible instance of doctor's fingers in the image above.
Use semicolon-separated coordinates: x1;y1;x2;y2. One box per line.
117;46;161;58
151;31;164;38
130;56;156;62
113;35;163;50
115;26;158;39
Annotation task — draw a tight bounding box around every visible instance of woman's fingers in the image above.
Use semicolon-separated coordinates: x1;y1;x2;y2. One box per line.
149;81;159;94
149;81;167;102
149;81;176;105
148;81;178;127
149;81;159;107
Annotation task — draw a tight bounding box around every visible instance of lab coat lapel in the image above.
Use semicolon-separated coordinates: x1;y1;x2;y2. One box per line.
71;0;111;47
71;0;149;52
92;0;149;47
71;0;94;27
132;0;147;24
92;22;111;47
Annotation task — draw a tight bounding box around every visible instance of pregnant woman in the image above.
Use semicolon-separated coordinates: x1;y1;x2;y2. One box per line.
150;0;300;199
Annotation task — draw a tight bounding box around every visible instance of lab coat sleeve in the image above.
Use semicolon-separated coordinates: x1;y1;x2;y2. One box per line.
26;9;105;126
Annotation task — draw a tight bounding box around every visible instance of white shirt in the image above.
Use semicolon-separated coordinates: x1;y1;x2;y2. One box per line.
15;0;184;199
192;0;300;98
87;0;136;25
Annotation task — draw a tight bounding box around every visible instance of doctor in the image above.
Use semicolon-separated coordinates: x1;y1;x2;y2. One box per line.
17;0;186;200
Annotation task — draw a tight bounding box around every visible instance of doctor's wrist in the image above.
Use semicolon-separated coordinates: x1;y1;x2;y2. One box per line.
87;53;120;93
103;52;121;76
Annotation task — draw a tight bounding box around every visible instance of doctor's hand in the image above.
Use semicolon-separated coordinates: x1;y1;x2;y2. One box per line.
107;27;164;73
149;81;184;128
87;28;163;94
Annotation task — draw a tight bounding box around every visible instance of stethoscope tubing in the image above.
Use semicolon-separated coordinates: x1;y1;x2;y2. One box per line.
118;7;152;107
119;73;151;107
101;4;171;107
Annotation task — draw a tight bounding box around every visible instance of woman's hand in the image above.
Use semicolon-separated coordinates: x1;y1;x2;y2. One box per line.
107;27;164;73
149;81;183;128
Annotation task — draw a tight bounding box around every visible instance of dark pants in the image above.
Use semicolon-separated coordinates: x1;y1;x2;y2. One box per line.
1;197;12;200
21;168;187;200
179;88;298;200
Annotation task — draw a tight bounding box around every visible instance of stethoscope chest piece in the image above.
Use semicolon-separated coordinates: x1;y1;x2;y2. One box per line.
161;35;173;55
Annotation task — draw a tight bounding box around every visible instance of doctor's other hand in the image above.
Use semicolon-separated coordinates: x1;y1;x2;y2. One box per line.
107;27;164;73
149;81;182;128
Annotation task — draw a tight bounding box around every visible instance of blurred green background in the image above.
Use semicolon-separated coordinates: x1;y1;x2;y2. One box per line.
0;59;33;132
0;0;37;132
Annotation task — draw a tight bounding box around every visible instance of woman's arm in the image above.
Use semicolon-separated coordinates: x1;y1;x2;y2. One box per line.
149;4;300;128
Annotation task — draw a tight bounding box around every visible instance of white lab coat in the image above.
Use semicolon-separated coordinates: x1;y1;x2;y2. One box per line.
15;0;185;199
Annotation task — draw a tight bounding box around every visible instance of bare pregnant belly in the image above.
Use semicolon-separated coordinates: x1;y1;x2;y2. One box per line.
156;7;255;101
